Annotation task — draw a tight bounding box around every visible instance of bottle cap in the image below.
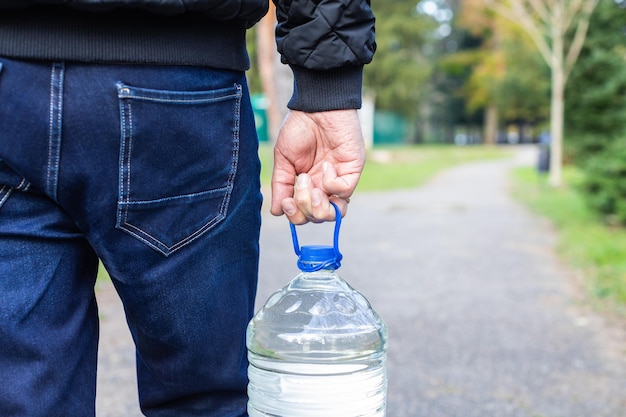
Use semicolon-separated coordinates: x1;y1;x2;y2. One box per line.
298;245;339;271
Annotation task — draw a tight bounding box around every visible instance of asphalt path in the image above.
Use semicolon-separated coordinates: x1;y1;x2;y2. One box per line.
96;145;626;416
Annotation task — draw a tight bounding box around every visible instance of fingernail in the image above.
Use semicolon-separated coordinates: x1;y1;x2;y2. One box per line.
296;174;310;188
283;201;297;216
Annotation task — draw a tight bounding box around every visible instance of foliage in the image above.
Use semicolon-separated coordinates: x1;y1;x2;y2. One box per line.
512;166;626;312
442;0;549;129
493;32;550;123
580;136;626;226
363;1;438;119
565;0;626;140
563;0;626;228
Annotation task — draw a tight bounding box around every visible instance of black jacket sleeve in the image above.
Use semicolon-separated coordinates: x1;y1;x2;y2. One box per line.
273;0;376;112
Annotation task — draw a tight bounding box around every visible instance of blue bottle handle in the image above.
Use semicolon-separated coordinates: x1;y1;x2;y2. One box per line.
290;202;343;270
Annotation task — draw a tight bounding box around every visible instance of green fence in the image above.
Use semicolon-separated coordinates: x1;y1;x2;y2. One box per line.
251;94;269;143
252;95;409;145
373;111;408;144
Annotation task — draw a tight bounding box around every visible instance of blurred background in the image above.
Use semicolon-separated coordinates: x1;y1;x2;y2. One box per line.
247;0;626;315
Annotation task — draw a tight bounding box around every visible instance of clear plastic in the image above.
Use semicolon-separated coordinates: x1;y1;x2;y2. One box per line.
246;267;388;417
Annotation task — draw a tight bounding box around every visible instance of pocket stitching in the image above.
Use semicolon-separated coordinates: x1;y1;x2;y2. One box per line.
117;185;231;254
0;185;13;208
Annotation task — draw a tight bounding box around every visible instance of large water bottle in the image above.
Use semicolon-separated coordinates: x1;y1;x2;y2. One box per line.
247;204;388;416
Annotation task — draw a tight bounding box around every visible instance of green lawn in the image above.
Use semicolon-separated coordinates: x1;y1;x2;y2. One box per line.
511;166;626;315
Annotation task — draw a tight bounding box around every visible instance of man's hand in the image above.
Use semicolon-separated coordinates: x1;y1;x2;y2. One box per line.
270;109;366;224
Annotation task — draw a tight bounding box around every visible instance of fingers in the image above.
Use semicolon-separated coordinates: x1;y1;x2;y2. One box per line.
270;174;295;217
321;162;360;200
281;173;349;225
269;150;297;217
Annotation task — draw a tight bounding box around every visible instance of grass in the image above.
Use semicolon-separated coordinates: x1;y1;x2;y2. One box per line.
511;166;626;314
259;143;511;191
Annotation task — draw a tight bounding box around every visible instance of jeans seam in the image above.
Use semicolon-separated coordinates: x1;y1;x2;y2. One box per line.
220;83;242;216
118;92;132;231
46;63;65;201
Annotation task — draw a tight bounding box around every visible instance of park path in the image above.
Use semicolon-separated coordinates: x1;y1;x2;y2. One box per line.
96;145;626;416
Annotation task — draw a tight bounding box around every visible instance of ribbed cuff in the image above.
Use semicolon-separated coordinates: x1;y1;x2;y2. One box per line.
288;65;364;112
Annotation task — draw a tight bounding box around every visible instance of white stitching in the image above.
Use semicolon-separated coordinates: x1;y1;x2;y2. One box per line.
46;65;55;195
116;93;240;104
46;63;64;200
0;186;13;207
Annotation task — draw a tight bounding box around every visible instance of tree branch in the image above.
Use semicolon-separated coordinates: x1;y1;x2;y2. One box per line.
483;0;553;65
564;0;599;80
525;0;551;24
562;0;585;31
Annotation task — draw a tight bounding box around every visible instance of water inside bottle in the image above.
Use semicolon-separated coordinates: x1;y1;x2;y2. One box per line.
247;352;387;417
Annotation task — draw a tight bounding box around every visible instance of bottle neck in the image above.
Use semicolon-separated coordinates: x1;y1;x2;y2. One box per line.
301;268;335;278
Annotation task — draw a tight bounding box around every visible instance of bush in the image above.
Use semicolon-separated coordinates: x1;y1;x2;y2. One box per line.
581;136;626;225
564;133;611;165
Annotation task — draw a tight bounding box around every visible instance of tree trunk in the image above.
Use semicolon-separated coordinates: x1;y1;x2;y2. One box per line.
549;11;565;187
484;104;498;145
549;69;565;187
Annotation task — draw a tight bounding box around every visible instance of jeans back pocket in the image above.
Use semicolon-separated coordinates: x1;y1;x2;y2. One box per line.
116;82;242;256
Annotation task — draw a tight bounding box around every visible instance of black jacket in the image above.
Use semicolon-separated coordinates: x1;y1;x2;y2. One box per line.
0;0;375;112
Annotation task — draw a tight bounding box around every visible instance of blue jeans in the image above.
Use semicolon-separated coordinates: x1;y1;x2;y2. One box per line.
0;58;262;416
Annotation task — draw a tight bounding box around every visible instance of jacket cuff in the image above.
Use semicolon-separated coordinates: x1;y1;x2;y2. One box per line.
287;65;363;112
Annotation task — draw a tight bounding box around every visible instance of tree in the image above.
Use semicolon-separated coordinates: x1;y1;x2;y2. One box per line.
565;0;626;141
364;1;438;121
451;1;549;145
255;3;292;142
482;0;600;186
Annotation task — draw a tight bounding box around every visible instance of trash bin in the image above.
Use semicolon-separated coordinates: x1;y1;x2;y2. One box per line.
537;144;550;172
537;132;551;173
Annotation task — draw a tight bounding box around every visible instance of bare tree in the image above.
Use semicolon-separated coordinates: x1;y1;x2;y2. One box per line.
482;0;599;186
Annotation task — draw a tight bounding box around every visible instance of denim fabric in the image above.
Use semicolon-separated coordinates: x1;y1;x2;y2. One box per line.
0;58;262;416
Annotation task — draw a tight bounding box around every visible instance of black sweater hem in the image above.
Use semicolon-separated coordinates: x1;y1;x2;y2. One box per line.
0;8;250;70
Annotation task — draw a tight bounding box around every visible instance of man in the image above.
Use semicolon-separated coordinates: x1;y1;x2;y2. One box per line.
0;1;375;416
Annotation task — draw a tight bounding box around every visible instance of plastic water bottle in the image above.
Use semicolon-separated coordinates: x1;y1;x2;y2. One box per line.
247;204;388;416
